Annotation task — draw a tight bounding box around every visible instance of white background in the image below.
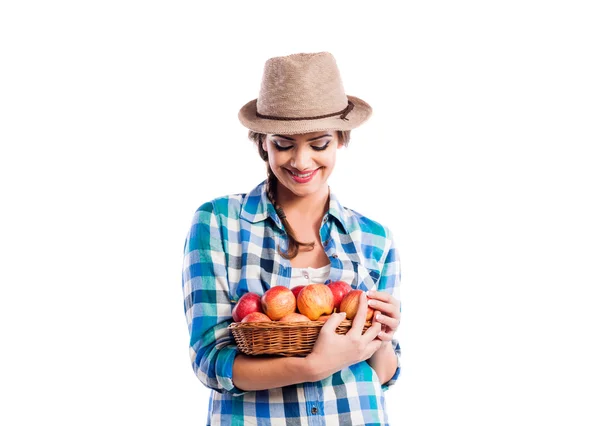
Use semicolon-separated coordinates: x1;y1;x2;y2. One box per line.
1;1;599;425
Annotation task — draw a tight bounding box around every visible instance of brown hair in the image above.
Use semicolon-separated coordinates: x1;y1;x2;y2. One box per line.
248;130;351;260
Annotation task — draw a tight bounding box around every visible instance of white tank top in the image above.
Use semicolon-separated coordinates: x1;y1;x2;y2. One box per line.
290;264;331;286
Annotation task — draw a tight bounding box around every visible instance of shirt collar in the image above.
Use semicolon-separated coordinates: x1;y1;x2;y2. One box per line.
240;180;350;234
239;180;284;230
326;190;350;234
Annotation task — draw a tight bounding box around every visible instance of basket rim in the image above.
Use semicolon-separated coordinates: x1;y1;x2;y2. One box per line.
228;319;371;329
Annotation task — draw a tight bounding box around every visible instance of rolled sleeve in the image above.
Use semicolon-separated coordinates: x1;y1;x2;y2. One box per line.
377;227;402;391
381;339;401;391
182;201;247;396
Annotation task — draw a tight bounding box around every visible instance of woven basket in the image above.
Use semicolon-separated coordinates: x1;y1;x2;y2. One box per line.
228;319;372;357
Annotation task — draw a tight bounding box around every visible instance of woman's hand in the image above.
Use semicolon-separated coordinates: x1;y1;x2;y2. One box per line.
366;286;401;342
306;292;382;382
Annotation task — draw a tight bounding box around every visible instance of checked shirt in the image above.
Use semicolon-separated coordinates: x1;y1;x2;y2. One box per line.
182;180;401;425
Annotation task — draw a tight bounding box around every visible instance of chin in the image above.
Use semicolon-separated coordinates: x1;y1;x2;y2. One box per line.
298;186;329;199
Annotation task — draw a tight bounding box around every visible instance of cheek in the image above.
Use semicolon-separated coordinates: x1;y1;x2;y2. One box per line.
267;150;288;170
323;152;337;167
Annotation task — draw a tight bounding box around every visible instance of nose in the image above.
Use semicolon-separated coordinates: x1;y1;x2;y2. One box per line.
290;146;313;171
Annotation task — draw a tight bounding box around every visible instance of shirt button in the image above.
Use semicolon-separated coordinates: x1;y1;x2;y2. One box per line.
303;270;309;279
332;253;338;259
311;407;318;415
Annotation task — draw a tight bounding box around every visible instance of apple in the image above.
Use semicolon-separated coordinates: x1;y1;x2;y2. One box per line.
261;286;297;320
326;281;352;311
279;313;311;322
241;312;272;323
291;285;306;300
317;314;332;322
297;284;334;320
339;290;374;321
232;292;263;322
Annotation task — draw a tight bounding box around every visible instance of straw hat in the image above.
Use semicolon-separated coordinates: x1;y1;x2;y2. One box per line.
238;52;372;135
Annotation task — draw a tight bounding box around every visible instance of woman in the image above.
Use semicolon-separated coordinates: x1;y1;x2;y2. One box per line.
182;52;401;425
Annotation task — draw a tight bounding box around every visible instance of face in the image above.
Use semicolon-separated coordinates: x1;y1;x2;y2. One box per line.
262;131;343;200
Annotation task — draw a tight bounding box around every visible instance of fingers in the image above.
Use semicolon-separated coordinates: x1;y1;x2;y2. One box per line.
377;328;395;342
367;299;398;318
373;312;400;330
372;310;400;341
364;338;384;356
361;319;382;341
367;288;392;303
320;311;347;334
348;292;369;336
366;289;398;315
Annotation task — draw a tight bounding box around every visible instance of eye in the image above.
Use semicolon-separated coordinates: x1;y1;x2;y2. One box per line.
312;141;331;151
273;143;293;151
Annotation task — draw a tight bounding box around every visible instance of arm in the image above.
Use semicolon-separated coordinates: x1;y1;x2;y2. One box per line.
366;228;402;389
366;338;400;386
183;201;323;393
232;354;314;391
233;297;383;390
183;201;246;395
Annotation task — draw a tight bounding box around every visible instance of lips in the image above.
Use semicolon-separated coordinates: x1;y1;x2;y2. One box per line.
286;168;319;183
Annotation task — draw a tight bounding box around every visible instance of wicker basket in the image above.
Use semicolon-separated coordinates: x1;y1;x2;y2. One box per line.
228;319;372;357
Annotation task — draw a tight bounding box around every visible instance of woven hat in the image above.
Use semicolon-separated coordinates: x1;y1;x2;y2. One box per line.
238;52;372;135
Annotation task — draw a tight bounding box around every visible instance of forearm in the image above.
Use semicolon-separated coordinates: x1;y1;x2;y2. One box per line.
367;341;398;385
232;354;316;391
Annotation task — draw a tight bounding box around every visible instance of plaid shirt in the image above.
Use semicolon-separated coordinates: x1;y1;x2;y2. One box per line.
182;180;401;426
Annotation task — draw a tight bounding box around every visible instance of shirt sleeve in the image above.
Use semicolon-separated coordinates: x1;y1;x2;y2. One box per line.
377;227;402;391
182;200;247;396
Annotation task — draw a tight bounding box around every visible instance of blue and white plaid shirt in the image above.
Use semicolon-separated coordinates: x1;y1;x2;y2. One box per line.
182;180;401;425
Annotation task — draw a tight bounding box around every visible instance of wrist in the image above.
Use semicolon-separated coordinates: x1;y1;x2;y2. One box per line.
369;340;391;361
304;353;325;382
367;340;397;384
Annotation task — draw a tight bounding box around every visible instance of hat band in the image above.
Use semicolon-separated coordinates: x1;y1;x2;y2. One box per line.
256;101;355;122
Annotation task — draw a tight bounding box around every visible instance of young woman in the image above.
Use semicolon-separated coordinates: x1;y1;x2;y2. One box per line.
182;52;401;425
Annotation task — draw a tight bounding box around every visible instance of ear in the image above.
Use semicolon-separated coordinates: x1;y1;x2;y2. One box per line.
262;137;268;152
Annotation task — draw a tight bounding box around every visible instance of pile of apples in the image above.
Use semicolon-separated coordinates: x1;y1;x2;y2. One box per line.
232;281;374;323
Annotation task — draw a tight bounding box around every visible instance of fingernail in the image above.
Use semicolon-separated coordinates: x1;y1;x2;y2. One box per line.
368;299;375;306
376;313;381;321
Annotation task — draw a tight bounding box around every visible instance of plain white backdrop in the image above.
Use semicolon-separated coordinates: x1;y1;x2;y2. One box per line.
1;1;599;425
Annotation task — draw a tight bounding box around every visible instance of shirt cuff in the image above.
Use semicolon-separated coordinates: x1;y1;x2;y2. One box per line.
381;363;401;391
381;342;401;391
215;344;248;396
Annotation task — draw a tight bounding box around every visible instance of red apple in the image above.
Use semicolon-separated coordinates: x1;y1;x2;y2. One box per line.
291;285;306;300
241;312;272;323
297;284;334;320
339;290;374;321
279;313;311;322
232;292;262;322
261;286;296;320
327;281;352;311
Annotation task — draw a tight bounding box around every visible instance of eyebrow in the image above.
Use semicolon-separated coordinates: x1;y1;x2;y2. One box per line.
272;133;332;142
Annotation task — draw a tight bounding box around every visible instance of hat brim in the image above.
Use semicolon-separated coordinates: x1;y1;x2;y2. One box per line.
238;95;372;135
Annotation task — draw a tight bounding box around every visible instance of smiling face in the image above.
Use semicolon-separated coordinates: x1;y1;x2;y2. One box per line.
262;131;343;200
